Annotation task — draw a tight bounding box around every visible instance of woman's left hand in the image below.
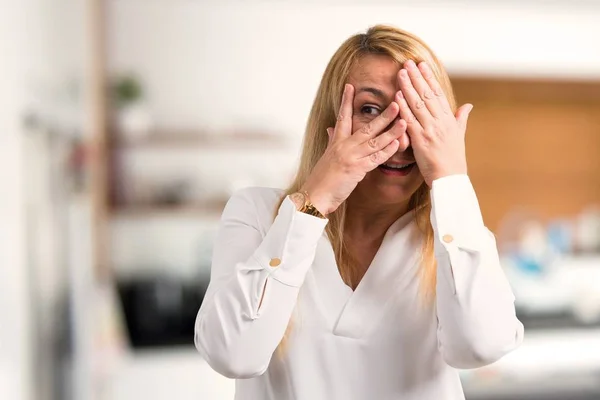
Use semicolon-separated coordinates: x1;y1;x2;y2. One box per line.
395;60;473;187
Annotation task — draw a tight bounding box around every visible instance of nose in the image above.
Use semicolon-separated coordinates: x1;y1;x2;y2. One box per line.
397;130;410;152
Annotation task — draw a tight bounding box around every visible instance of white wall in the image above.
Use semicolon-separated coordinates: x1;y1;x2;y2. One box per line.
0;1;85;399
0;2;32;399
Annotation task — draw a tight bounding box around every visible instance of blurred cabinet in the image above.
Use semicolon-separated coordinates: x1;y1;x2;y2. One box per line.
452;77;600;232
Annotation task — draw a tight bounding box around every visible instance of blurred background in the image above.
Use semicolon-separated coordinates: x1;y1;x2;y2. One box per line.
2;0;600;399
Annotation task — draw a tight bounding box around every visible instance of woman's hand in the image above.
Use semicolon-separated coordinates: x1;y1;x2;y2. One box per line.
300;83;407;215
395;60;473;187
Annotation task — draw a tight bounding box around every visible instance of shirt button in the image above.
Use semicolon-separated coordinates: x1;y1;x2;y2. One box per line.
269;258;282;267
442;234;454;243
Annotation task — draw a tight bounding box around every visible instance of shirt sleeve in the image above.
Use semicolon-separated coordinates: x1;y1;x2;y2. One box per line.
431;175;525;369
194;188;328;379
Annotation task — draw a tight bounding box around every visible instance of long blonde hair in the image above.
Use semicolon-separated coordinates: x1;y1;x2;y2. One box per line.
275;24;457;350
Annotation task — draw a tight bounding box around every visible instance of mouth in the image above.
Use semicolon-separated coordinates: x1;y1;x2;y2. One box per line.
377;161;416;176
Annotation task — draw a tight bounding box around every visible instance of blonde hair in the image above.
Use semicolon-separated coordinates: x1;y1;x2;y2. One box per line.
274;24;457;352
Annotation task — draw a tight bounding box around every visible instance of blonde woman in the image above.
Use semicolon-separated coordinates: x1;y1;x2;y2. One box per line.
195;25;524;400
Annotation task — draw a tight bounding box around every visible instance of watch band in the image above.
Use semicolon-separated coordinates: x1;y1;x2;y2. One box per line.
291;191;326;219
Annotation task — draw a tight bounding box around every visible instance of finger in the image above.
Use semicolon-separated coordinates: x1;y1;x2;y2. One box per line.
403;60;443;118
349;101;400;145
418;61;453;116
398;67;434;127
455;103;473;133
356;118;406;158
361;139;400;171
334;84;355;140
395;91;424;143
326;127;334;146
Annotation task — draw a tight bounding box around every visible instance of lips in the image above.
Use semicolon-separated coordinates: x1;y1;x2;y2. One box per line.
381;161;416;170
377;161;416;176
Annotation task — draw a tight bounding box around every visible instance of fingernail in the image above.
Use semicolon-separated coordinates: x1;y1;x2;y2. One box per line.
396;90;404;99
420;62;430;71
406;60;416;68
400;69;408;78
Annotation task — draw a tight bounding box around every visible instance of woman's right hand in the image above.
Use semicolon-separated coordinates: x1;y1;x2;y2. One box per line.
300;84;407;216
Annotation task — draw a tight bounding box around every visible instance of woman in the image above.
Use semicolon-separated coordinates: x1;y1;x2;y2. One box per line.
195;25;524;399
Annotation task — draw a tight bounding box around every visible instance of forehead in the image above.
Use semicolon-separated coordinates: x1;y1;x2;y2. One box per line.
347;54;400;89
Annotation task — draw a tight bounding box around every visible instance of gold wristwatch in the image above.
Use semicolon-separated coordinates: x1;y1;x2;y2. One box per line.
290;191;327;219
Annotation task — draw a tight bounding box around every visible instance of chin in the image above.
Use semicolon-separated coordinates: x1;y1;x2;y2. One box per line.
356;169;424;206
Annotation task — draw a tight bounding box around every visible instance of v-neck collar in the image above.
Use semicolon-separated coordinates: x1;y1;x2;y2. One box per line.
312;211;422;338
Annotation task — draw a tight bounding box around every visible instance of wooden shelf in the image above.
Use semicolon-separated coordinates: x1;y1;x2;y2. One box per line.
112;131;292;150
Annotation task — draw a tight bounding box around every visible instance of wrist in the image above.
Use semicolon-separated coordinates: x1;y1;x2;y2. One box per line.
298;187;333;216
429;166;468;185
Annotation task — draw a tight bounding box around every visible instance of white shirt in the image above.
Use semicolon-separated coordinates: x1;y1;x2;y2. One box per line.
194;175;524;400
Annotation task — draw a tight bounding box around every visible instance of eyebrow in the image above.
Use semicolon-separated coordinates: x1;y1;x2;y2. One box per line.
356;87;388;101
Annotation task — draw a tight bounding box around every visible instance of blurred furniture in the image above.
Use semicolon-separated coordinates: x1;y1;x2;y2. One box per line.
116;274;207;349
452;77;600;233
461;328;600;400
108;129;292;215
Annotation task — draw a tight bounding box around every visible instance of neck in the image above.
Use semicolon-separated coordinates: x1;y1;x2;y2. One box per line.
344;191;410;241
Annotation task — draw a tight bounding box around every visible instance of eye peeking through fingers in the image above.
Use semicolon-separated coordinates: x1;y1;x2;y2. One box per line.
360;105;382;117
